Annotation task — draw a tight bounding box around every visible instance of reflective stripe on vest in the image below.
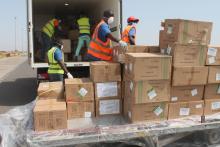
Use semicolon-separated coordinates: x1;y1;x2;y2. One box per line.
77;17;90;34
122;25;136;44
42;19;56;38
47;47;64;74
87;20;112;61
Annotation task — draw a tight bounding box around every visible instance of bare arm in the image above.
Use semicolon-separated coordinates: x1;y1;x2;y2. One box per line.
58;60;69;74
129;36;135;45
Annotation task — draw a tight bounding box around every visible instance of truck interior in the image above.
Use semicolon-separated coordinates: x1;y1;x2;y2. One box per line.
32;0;121;63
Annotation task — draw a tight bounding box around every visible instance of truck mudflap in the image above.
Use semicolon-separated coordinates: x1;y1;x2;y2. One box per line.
2;100;220;146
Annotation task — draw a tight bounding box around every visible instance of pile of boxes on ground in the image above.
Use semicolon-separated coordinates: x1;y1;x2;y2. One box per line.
34;19;220;131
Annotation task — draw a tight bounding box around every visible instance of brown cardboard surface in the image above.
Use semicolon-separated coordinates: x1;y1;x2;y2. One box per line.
38;82;64;99
171;44;207;66
148;46;161;53
125;80;170;104
172;66;208;86
124;53;172;81
113;45;149;63
204;99;220;115
208;66;220;84
206;46;220;65
67;101;95;119
168;101;204;119
94;82;121;99
61;39;71;53
65;78;94;102
204;84;220;99
160;19;212;47
125;101;168;123
34;102;67;131
171;85;204;102
35;99;65;106
90;61;121;82
96;98;122;116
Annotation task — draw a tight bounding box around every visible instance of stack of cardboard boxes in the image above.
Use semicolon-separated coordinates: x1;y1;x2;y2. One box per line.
65;78;95;119
204;47;220;115
159;19;213;119
34;82;67;131
90;61;122;116
123;53;172;122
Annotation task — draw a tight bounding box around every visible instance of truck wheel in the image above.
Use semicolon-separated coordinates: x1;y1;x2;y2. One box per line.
206;130;220;145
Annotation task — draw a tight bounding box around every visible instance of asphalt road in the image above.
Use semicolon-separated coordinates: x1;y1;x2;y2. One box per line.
0;57;37;114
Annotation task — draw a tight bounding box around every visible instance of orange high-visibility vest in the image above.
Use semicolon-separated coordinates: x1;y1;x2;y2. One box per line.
87;20;112;61
122;25;136;44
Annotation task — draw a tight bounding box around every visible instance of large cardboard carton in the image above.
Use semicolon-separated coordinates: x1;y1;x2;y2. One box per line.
171;86;204;102
65;78;94;102
34;100;67;131
147;46;161;53
125;80;170;104
38;82;64;99
208;66;220;84
170;44;207;66
61;39;71;53
125;100;168;123
113;45;149;63
168;101;204;119
172;66;208;86
204;99;220;115
90;61;121;82
204;84;220;99
206;46;220;65
124;53;172;81
160;19;212;48
96;98;121;116
35;99;65;106
67;101;94;119
94;82;121;99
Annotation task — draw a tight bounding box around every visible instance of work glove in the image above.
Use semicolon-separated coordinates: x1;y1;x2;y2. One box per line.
67;72;74;79
119;40;127;47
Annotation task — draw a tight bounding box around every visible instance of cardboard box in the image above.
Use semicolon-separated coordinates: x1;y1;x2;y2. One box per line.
204;99;220;115
148;46;161;53
171;86;204;102
208;66;220;84
113;45;149;63
172;66;208;86
35;99;65;106
67;101;94;119
124;53;172;81
125;80;170;104
168;101;204;119
38;82;64;99
206;46;220;65
68;30;79;40
204;84;220;99
170;44;207;66
125;101;168;123
34;100;67;131
90;61;121;82
65;78;94;102
94;82;121;99
96;98;121;116
160;19;212;47
61;39;71;53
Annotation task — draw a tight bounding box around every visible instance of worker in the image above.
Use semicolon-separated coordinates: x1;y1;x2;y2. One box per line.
122;16;139;45
47;39;73;82
41;18;61;61
74;12;91;58
87;10;127;61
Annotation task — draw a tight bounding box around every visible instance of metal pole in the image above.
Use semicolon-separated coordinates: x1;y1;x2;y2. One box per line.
14;17;17;51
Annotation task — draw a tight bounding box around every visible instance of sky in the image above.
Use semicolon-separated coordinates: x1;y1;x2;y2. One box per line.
0;0;220;51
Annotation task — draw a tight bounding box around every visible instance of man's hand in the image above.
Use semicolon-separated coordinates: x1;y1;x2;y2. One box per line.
119;40;127;47
67;72;74;79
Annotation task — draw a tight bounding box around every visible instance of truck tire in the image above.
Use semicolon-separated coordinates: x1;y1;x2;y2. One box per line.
205;129;220;145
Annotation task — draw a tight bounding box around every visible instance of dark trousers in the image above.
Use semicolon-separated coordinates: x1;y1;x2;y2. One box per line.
41;32;52;61
48;74;64;82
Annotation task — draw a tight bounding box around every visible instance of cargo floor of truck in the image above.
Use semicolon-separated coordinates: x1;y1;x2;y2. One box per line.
27;113;220;147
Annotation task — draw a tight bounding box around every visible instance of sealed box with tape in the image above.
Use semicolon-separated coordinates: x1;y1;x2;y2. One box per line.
207;66;220;84
168;100;204;119
65;78;94;102
204;84;220;99
170;86;204;102
204;99;220;115
206;46;220;65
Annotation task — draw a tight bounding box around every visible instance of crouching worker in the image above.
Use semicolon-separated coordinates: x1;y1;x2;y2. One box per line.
47;39;74;82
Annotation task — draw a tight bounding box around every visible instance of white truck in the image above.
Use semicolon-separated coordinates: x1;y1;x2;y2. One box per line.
27;0;123;81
